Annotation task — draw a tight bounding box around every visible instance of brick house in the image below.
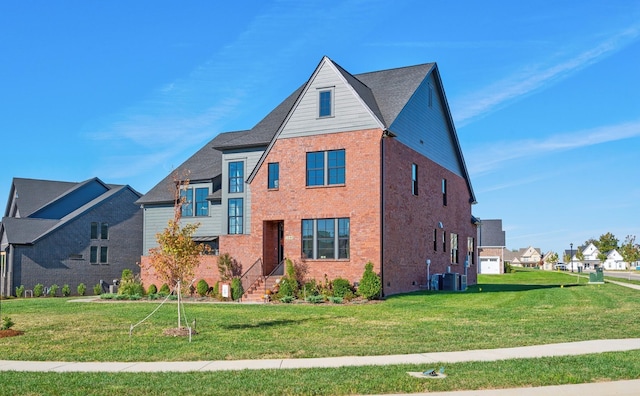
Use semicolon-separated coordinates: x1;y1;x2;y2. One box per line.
138;56;477;296
0;177;143;297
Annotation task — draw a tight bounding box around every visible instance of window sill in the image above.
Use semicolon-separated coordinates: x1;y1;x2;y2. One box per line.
301;258;350;262
305;184;345;189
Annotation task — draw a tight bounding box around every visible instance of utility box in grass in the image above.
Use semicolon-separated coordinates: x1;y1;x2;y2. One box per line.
589;267;604;284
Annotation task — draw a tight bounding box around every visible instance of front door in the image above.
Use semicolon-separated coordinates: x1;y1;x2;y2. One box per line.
263;220;285;276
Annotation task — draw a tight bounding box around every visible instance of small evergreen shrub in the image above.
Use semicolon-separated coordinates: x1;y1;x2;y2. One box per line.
100;293;116;300
93;283;102;296
61;284;71;297
168;294;178;301
147;284;157;295
147;293;159;300
196;279;209;297
128;294;142;301
212;282;220;300
77;283;87;296
114;294;128;300
231;277;243;301
15;285;25;298
33;283;44;297
48;284;59;297
159;283;171;296
328;296;343;304
331;278;353;298
1;316;15;330
357;261;382;300
277;277;297;299
118;269;145;296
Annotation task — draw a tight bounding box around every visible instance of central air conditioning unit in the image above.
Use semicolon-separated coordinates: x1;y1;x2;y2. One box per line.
443;272;458;291
459;274;467;291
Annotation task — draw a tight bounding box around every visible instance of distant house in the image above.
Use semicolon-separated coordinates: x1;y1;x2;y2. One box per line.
477;219;506;274
0;177;143;297
602;249;627;270
139;56;478;296
511;246;542;267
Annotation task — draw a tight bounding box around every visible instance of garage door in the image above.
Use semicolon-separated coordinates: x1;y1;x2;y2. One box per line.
480;257;500;274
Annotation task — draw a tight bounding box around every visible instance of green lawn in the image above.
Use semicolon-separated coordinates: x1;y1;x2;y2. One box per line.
1;269;639;395
1;269;638;362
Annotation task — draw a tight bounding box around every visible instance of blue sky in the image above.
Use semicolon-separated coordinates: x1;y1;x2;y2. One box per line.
1;0;639;256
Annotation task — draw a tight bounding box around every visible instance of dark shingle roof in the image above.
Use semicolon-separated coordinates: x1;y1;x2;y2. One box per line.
9;178;78;217
479;219;506;247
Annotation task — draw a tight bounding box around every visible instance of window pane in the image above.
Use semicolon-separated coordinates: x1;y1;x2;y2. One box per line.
317;219;335;259
328;150;345;185
195;188;209;216
90;246;98;263
181;189;193;217
338;218;350;259
319;90;332;117
306;152;324;186
90;222;98;239
228;198;243;234
268;162;279;189
229;162;244;193
412;163;418;195
100;246;108;264
100;223;108;240
301;219;314;259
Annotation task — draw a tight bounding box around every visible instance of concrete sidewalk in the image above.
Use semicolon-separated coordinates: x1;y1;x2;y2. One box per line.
1;339;639;395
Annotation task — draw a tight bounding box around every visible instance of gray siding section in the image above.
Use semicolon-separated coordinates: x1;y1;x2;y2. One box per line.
390;73;463;177
142;205;173;254
221;149;264;235
279;61;379;139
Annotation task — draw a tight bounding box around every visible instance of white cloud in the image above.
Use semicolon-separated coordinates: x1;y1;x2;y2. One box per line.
469;120;640;175
453;24;640;126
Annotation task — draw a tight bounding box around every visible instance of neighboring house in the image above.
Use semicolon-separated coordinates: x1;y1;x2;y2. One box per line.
541;251;557;271
602;249;627;270
580;243;600;269
477;219;506;274
139;56;478;296
0;177;143;297
512;246;542;267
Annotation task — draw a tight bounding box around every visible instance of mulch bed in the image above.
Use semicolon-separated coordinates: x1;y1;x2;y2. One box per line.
0;329;24;338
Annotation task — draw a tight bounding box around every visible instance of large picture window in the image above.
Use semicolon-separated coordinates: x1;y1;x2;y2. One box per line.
306;149;345;187
301;218;349;260
228;198;243;234
229;161;244;193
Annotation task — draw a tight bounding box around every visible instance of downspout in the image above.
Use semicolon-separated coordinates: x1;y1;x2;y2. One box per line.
380;131;387;297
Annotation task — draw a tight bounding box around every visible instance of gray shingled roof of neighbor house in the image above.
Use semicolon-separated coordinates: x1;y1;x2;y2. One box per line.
138;58;467;204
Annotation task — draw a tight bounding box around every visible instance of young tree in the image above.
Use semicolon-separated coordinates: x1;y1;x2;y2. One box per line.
145;177;210;329
620;235;640;269
546;252;559;268
597;232;619;265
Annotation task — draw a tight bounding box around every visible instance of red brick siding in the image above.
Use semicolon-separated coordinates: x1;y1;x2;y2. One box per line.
223;129;384;285
382;138;477;295
140;255;221;290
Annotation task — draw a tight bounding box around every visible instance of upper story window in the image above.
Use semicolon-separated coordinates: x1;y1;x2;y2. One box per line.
228;198;243;234
90;246;108;264
306;149;345;187
91;222;108;240
412;163;418;196
442;178;448;206
318;88;334;118
268;162;279;189
229;161;244;193
181;187;209;217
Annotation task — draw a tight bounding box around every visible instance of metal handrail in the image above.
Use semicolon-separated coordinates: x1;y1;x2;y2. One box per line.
264;259;285;296
240;258;263;297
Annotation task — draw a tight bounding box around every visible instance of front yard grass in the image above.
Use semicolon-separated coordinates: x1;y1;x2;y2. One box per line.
1;269;639;362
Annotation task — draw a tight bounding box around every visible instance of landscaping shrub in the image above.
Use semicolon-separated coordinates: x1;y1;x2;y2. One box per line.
196;279;209;297
231;277;243;301
48;284;59;297
305;295;324;304
276;277;297;299
15;285;24;298
93;283;102;296
100;293;115;300
77;283;87;296
1;316;15;330
212;282;220;299
159;283;171;296
301;279;320;298
331;278;353;298
118;269;145;296
147;293;159;300
147;284;157;295
33;283;44;297
218;253;241;282
328;296;343;304
357;261;381;300
279;295;295;304
61;284;71;297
